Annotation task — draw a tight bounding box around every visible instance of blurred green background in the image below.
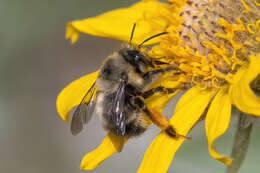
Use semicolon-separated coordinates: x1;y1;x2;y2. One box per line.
0;0;259;172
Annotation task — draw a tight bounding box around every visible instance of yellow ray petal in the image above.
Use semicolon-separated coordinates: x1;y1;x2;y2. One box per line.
81;133;128;170
145;73;181;110
145;91;177;111
66;1;168;44
229;54;260;116
138;87;215;173
56;71;99;122
80;83;175;170
205;88;232;165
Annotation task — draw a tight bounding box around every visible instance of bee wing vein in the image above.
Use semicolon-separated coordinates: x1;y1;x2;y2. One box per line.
111;81;127;135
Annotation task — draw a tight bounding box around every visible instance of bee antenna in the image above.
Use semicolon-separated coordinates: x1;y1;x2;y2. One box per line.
129;23;136;44
138;32;168;48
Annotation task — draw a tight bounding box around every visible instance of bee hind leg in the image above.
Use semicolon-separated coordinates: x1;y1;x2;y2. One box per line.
147;108;191;140
165;125;192;140
132;97;191;140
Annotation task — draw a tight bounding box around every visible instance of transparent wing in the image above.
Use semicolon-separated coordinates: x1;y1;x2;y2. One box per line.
111;81;127;136
71;82;97;136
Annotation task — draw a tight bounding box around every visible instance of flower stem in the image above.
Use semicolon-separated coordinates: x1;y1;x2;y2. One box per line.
226;112;253;173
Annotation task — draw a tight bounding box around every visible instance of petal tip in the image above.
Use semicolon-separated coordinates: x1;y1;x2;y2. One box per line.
80;158;89;170
66;23;79;44
219;157;233;165
80;154;98;170
56;94;71;122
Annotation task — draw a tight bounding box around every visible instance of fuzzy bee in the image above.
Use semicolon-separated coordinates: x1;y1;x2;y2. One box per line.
71;24;190;144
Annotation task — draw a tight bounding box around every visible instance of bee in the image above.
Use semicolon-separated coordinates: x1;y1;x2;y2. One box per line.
71;24;191;146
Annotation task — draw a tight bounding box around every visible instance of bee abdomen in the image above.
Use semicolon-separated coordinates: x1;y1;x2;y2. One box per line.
124;120;147;136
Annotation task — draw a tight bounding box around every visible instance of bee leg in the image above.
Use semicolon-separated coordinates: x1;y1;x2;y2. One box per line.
143;64;177;80
132;97;191;140
147;108;192;140
142;86;176;99
153;60;169;65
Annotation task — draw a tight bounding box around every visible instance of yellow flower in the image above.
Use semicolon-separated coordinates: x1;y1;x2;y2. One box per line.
57;0;260;172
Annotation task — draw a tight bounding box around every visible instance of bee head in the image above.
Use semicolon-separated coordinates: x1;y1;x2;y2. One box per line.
119;24;168;73
126;49;154;67
119;46;154;73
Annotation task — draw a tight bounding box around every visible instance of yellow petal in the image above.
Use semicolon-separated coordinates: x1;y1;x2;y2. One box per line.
80;81;175;170
66;1;168;44
80;133;128;170
205;88;232;165
56;71;99;122
138;87;215;173
244;54;260;89
229;54;260;116
145;73;181;110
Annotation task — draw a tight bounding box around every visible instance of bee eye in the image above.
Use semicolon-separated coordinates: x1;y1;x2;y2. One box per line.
127;50;141;61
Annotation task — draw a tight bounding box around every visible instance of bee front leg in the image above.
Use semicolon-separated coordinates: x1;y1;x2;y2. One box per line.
142;86;176;99
143;64;177;81
132;97;191;140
